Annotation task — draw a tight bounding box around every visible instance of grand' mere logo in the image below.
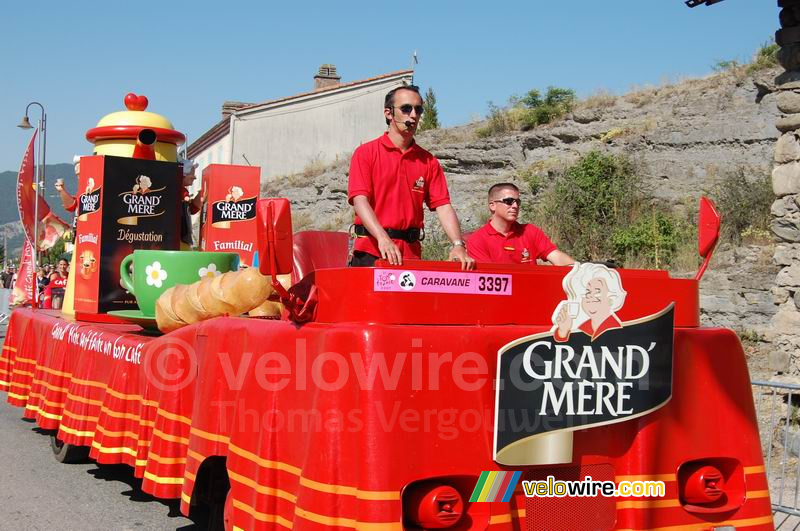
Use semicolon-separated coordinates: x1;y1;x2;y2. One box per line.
78;177;101;217
212;185;257;225
493;262;674;466
119;175;165;216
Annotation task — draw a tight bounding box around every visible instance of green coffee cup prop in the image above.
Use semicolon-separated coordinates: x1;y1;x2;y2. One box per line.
119;250;240;316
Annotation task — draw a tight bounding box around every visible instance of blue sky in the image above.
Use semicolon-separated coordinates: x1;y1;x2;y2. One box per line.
0;0;778;171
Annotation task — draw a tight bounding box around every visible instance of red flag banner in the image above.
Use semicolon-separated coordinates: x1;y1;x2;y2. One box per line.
39;212;70;251
16;129;51;246
10;239;36;306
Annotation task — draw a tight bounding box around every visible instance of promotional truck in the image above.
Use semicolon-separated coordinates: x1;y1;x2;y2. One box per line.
0;196;773;530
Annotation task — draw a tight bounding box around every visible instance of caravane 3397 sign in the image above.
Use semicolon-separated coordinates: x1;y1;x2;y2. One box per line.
493;263;674;466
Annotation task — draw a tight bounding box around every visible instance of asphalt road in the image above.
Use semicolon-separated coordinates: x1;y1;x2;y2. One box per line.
0;321;197;531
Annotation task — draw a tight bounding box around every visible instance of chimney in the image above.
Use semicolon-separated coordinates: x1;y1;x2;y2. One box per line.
314;64;341;90
221;101;252;119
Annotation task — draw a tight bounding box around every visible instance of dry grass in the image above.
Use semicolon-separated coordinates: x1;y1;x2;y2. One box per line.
578;89;617;110
317;209;352;232
292;211;315;231
623;86;659;107
419;126;477;145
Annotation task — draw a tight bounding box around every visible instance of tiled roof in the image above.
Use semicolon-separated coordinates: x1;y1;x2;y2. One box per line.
236;69;413;113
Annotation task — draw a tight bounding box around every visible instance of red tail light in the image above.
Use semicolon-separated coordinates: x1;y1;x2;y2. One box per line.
682;465;724;504
678;457;745;514
404;483;464;529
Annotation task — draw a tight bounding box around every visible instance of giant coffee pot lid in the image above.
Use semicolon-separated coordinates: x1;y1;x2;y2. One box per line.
85;93;185;162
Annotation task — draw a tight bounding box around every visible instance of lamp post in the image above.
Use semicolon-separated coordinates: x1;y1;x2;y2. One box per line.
17;102;46;303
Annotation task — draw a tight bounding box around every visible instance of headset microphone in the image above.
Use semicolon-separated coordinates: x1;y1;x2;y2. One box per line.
405;120;413;128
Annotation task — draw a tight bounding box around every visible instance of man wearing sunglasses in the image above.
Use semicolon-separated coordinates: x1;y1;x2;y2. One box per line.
467;183;574;266
348;85;474;269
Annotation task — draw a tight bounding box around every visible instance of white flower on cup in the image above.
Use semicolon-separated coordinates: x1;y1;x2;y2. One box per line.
145;261;168;288
199;263;221;278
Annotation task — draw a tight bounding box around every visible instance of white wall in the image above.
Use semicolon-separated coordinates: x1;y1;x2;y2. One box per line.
192;133;231;194
230;73;412;180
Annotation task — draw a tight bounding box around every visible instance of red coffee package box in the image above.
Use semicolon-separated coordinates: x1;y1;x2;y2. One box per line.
199;164;260;267
74;155;181;315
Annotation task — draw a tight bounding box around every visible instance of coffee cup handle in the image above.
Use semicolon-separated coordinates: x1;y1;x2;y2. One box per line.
120;254;135;295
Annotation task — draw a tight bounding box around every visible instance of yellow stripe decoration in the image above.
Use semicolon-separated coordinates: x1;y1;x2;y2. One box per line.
294;506;402;530
157;408;192;426
62;410;99;423
187;449;205;463
91;441;138;458
38;365;71;378
228;443;302;477
189;426;230;444
95;425;139;440
24;404;62;421
229;470;298;503
152;427;189;445
8;391;30;401
143;470;184;486
231;499;293;529
32;378;67;393
65;392;103;407
61;425;95;438
488;509;526;525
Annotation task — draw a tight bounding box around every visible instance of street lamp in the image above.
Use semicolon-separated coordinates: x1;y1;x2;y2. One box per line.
17;102;46;303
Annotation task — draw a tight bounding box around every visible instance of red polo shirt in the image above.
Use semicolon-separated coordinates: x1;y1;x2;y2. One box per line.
348;133;451;258
467;221;557;264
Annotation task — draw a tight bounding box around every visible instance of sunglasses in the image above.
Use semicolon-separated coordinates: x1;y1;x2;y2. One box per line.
395;104;425;115
492;197;522;207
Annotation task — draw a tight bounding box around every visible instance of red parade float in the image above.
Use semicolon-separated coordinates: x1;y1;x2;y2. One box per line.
0;94;772;530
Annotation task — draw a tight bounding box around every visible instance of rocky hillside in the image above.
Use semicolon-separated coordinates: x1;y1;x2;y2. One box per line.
264;66;784;339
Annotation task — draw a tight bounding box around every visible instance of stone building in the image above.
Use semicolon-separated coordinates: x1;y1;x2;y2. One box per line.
187;65;414;182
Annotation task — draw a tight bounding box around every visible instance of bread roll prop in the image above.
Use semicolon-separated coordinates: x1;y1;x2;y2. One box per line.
232;267;273;308
155;287;187;333
155;268;286;332
249;300;284;318
172;284;204;325
186;281;213;321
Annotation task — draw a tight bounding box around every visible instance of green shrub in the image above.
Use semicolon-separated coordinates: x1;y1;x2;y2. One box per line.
745;41;779;74
476;102;514;138
517;87;576;130
611;211;691;269
712;59;741;73
476;86;576;136
530;151;694;269
708;170;773;244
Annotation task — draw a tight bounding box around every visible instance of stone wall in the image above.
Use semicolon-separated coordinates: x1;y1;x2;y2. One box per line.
772;1;800;373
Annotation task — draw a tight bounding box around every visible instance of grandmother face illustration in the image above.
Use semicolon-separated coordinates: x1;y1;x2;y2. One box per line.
553;263;627;341
133;175;152;194
225;186;244;202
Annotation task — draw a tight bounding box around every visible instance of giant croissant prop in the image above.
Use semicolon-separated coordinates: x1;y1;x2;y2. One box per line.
155;268;292;333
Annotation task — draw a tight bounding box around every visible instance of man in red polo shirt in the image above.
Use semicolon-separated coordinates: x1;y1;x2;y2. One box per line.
348;85;474;269
468;183;574;266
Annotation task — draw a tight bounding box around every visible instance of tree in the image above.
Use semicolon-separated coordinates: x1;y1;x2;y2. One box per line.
41;238;66;267
419;87;440;131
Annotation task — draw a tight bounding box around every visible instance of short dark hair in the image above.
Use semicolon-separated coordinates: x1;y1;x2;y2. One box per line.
384;85;422;125
488;183;519;198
